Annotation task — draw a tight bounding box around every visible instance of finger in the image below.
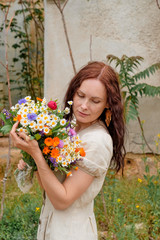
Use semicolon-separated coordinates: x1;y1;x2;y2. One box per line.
10;122;20;141
18;159;27;170
18;132;28;141
10;121;19;134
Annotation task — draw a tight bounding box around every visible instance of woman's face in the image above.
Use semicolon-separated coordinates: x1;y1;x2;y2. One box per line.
73;79;108;130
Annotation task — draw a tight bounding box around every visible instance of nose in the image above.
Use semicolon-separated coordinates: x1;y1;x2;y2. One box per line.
81;99;88;110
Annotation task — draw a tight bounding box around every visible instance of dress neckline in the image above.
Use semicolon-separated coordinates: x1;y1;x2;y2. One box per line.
76;120;106;134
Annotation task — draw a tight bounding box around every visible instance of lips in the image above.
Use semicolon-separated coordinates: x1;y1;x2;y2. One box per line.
78;111;89;117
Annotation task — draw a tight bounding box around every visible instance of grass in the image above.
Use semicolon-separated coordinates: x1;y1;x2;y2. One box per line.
1;157;160;240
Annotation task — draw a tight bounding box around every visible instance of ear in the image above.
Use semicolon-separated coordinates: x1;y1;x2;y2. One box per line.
105;103;109;109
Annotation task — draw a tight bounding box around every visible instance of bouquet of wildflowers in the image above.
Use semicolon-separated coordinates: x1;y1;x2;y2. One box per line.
0;96;85;192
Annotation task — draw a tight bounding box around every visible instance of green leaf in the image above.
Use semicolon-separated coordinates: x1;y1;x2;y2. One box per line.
0;113;7;123
34;133;41;140
145;165;150;174
0;125;12;134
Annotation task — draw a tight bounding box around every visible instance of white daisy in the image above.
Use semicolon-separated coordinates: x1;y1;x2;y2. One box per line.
62;161;68;167
20;118;29;127
67;101;73;105
50;120;57;128
25;96;31;101
40;106;47;112
29;121;36;129
44;126;50;134
64;107;70;114
60;119;66;126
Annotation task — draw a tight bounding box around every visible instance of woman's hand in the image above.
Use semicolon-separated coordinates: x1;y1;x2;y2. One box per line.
10;121;40;158
17;159;27;170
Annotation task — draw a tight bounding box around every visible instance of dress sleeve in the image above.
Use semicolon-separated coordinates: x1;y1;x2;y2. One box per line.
76;132;113;177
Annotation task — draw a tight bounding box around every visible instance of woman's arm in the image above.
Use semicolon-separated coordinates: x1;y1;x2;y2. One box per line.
10;122;94;210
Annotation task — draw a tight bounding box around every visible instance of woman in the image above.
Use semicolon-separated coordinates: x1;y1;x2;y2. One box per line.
10;61;125;240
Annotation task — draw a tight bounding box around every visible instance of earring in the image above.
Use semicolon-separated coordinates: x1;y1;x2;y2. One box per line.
105;108;112;127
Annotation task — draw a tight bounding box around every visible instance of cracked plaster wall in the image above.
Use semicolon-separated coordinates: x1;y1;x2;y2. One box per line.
44;0;160;153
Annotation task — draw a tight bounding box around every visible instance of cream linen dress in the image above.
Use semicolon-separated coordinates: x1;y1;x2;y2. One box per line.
37;121;113;240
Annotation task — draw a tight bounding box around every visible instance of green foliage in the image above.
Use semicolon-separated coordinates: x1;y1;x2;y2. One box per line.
0;0;44;106
0;170;42;240
107;55;160;123
95;162;160;239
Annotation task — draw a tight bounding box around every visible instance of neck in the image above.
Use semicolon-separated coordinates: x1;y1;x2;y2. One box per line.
75;120;98;133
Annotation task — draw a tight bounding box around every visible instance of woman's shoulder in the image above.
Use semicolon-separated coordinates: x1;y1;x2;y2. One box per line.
79;121;112;148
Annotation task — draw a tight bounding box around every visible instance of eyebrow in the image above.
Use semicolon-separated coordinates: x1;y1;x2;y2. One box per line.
77;90;104;101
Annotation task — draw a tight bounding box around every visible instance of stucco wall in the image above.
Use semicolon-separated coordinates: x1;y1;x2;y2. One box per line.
46;0;160;152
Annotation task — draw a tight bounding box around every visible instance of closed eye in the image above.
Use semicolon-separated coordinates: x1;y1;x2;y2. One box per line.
92;100;100;104
77;92;84;98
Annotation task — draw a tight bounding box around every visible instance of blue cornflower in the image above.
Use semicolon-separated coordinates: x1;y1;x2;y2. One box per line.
27;113;37;121
18;98;27;105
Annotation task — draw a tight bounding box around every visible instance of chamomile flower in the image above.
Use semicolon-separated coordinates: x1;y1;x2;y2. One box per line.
50;120;57;128
67;101;73;105
25;96;31;101
29;121;36;129
37;119;45;125
56;156;63;163
62;161;68;167
40;106;47;112
64;107;70;114
22;107;29;114
21;113;28;118
20;118;29;127
57;109;61;113
43;115;50;122
54;116;59;121
38;124;44;131
17;127;26;133
66;156;72;164
11;106;15;111
60;119;66;126
42;97;47;105
44;126;50;134
15;103;20;109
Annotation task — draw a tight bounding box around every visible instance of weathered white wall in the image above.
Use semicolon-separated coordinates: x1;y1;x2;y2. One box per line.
44;0;160;153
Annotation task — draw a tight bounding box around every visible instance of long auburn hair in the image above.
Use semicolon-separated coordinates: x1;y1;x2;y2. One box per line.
64;61;125;172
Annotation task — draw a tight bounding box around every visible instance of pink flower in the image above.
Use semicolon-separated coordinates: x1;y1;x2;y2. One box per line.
68;128;76;136
47;101;57;110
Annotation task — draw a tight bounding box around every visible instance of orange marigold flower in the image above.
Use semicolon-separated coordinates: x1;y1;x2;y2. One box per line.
52;137;60;147
51;148;60;158
43;146;50;155
17;115;22;121
80;148;86;157
75;148;80;153
44;137;53;146
36;97;43;102
67;171;72;177
74;166;78;171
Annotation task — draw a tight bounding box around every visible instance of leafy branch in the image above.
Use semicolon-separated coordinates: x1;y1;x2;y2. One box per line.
107;54;160;154
0;0;13;221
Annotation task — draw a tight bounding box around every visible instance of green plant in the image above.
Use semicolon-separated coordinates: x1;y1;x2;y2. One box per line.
107;55;160;153
107;55;160;123
0;0;44;106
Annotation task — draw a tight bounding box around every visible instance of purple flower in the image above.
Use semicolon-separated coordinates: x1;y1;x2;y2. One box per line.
18;98;27;105
49;157;58;167
68;128;76;136
39;130;45;136
2;109;12;119
27;113;37;121
58;140;64;148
